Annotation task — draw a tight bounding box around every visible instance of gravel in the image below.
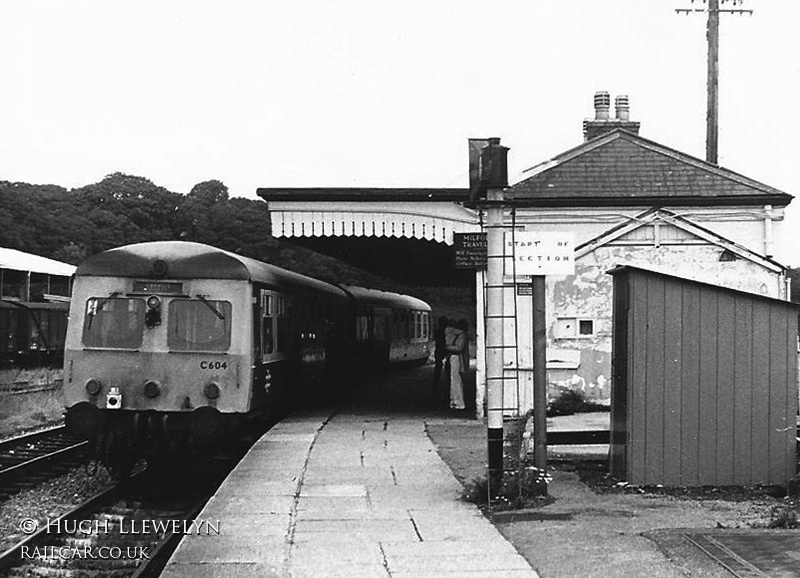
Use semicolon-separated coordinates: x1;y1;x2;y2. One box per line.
0;464;114;553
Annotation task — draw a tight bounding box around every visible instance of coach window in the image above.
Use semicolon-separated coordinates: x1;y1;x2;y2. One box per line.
260;291;274;359
276;296;290;353
83;298;145;349
356;316;369;341
168;300;232;352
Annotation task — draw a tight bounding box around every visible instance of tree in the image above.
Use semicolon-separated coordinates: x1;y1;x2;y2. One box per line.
187;180;229;205
53;242;89;265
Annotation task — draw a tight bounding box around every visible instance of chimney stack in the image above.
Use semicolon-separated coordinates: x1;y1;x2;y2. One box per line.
615;95;630;121
583;90;640;141
594;91;611;120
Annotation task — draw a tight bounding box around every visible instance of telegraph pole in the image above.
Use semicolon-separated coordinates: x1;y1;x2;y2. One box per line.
676;0;752;164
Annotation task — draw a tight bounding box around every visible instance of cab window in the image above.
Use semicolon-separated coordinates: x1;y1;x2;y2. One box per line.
168;300;232;352
83;298;145;349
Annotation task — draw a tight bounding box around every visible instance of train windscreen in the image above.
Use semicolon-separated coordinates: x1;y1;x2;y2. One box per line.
83;298;145;349
168;299;232;352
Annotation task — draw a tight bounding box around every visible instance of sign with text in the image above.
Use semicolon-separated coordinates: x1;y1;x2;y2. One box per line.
504;232;575;275
453;232;487;269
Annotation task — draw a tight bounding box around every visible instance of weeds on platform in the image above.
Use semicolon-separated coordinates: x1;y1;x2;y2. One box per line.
767;505;799;528
462;466;552;510
462;413;552;510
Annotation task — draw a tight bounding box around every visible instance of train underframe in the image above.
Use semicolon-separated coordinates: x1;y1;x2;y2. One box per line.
65;402;257;477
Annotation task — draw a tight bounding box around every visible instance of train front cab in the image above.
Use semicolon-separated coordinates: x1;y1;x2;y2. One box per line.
63;275;255;464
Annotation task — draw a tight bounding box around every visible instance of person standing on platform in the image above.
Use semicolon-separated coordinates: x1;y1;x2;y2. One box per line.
446;318;467;410
432;316;450;393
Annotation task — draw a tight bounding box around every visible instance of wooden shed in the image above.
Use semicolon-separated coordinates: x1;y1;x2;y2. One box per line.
609;265;798;487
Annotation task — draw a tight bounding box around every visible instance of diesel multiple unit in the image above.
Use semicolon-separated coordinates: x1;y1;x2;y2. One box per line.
63;241;431;473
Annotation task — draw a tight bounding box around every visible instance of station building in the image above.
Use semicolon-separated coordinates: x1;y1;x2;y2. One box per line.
505;93;792;405
259;92;794;415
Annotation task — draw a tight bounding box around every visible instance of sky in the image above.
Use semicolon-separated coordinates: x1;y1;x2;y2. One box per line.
2;1;799;265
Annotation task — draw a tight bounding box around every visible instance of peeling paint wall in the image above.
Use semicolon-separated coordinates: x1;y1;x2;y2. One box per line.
484;205;788;414
503;219;786;406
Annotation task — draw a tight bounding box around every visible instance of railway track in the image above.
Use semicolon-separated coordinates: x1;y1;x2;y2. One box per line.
0;456;236;577
0;426;88;500
0;417;274;578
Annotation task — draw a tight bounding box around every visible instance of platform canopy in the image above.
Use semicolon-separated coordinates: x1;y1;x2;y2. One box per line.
258;189;480;245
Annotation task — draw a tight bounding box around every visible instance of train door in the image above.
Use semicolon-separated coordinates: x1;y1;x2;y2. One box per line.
372;307;392;366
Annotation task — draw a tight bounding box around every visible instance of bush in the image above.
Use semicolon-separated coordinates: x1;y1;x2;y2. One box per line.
547;389;609;416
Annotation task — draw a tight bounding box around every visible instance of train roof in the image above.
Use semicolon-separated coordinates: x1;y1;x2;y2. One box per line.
340;285;431;312
75;241;347;298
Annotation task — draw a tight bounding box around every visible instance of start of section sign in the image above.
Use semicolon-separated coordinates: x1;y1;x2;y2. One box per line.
505;232;575;276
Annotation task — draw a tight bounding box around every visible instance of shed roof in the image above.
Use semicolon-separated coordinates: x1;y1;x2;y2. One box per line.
607;264;798;308
510;130;793;208
0;248;76;277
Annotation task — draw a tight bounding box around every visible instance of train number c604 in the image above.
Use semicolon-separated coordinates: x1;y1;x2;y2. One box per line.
200;361;229;370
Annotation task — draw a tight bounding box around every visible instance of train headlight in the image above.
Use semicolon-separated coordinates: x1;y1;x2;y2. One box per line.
152;259;168;278
85;379;102;396
106;386;122;410
203;382;220;400
143;380;161;398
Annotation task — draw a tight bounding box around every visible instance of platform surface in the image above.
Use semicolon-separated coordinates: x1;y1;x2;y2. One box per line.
161;410;539;578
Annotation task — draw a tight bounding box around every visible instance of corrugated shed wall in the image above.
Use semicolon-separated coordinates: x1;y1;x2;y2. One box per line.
610;266;798;487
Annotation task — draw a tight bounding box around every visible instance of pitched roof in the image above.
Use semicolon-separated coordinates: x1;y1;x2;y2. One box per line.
575;208;786;272
509;129;793;208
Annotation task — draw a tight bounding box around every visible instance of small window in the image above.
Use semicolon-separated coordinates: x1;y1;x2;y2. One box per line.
356;316;369;341
261;293;273;315
262;317;274;357
83;298;145;349
168;299;232;351
555;317;595;338
374;315;386;340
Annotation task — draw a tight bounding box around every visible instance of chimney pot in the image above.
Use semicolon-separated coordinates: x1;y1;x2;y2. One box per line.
615;95;630;121
594;91;611;120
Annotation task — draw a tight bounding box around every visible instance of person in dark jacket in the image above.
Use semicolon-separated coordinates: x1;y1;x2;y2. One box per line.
432;316;449;392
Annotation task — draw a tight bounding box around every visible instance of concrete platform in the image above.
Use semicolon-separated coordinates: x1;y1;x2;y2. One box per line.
162;410;539;578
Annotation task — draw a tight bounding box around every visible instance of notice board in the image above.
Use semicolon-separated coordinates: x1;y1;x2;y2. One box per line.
453;233;487;270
